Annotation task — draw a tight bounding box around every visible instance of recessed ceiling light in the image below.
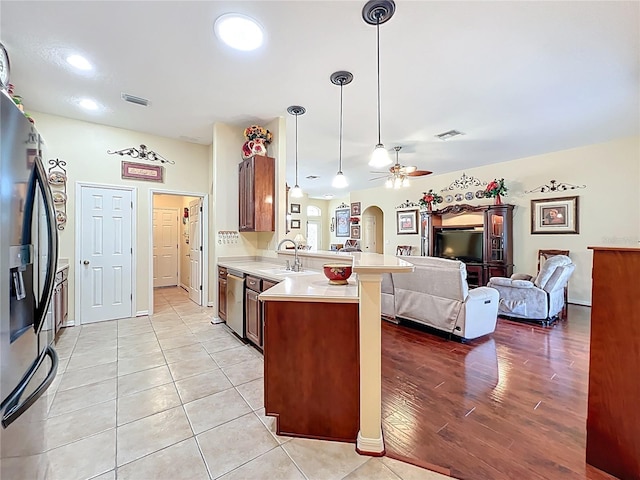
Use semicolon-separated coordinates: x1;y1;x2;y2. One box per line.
66;54;92;71
214;13;264;51
79;98;98;110
323;194;334;199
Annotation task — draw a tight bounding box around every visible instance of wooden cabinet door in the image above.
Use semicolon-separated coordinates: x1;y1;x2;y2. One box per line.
245;288;260;346
218;278;227;320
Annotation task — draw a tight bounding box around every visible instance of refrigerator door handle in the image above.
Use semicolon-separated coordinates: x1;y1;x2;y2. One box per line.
1;345;58;428
32;156;58;334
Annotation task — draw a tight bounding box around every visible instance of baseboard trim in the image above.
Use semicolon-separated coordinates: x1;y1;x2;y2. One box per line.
136;310;149;317
569;300;591;307
356;430;385;456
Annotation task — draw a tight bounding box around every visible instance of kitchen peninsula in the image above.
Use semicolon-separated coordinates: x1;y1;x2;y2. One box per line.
259;250;413;455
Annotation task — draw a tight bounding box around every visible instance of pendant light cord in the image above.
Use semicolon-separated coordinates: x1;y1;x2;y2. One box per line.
295;113;299;184
339;80;344;173
376;15;382;145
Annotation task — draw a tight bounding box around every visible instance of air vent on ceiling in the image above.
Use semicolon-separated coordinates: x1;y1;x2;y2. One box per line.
435;129;464;140
121;93;149;107
305;175;319;180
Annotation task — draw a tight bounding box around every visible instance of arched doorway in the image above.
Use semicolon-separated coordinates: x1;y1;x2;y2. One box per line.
361;205;384;253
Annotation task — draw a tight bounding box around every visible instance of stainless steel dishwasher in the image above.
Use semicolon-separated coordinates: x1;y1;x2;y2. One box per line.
226;271;245;337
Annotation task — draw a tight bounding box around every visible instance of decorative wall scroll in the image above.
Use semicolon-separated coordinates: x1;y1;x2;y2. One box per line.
121;161;164;182
441;173;487;192
47;158;67;230
396;199;420;209
525;179;586;194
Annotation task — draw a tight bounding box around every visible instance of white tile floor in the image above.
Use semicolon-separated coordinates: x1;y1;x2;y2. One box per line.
42;287;449;480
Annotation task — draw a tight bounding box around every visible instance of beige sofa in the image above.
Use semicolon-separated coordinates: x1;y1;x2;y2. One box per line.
381;256;500;341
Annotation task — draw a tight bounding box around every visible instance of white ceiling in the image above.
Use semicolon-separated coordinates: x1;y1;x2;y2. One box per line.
2;1;638;198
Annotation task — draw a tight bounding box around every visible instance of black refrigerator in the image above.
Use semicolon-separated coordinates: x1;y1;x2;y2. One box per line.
0;90;59;477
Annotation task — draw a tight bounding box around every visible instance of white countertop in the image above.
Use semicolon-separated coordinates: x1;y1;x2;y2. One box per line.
219;252;413;304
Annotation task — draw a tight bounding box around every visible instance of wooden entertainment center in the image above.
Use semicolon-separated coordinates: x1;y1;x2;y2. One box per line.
420;203;514;287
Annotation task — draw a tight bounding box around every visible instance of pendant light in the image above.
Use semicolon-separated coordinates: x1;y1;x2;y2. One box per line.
363;0;395;169
331;71;353;189
287;105;305;198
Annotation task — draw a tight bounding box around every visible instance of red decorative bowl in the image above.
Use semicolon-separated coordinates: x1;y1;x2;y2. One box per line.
323;264;353;285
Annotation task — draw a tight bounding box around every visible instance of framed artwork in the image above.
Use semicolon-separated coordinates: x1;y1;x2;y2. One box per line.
122;161;164;182
335;207;350;237
291;219;301;229
396;209;419;235
350;225;361;239
531;196;579;234
350;202;361;216
290;203;301;214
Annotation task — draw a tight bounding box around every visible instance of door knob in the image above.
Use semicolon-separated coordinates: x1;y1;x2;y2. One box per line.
83;260;90;265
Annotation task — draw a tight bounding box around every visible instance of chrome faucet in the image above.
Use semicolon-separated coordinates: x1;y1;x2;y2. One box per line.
277;239;302;272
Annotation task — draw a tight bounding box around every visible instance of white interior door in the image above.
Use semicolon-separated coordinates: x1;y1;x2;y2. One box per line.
362;215;377;252
80;186;133;323
153;208;178;288
188;199;202;305
306;220;320;251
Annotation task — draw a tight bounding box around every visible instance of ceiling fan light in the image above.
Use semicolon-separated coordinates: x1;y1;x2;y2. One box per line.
332;171;349;189
402;176;410;187
290;184;303;198
384;178;393;188
369;144;392;168
393;176;402;189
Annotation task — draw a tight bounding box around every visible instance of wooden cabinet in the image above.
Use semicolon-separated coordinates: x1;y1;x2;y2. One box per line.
421;203;514;286
217;266;227;321
483;205;514;281
586;247;640;479
245;275;261;346
264;300;360;442
239;155;275;232
53;266;68;336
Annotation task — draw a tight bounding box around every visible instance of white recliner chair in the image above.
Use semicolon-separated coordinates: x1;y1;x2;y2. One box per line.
388;256;500;341
487;254;575;325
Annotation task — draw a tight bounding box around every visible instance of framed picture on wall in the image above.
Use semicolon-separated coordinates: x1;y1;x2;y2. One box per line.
350;225;361;239
396;209;419;235
350;202;361;216
291;219;301;229
335;207;350;237
531;196;579;234
290;203;301;214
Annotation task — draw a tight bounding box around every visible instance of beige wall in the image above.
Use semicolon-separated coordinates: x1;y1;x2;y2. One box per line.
34;112;210;320
351;136;640;305
34;108;638;314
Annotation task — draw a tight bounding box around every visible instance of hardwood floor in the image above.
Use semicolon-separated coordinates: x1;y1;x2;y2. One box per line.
381;305;617;480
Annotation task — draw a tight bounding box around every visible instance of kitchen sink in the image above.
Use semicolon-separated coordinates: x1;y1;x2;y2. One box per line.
257;268;318;277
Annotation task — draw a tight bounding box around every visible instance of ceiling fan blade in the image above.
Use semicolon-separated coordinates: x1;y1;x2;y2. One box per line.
369;171;389;174
399;165;417;174
369;175;388;181
408;170;433;177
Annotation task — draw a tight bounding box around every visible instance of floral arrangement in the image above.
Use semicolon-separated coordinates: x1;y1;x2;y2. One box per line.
349;216;360;223
484;178;508;198
419;189;443;209
243;125;272;144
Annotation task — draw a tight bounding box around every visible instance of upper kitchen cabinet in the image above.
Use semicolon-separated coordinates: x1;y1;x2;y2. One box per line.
239;155;275;232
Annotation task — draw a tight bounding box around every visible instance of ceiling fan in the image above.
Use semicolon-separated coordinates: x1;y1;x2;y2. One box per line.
370;146;432;188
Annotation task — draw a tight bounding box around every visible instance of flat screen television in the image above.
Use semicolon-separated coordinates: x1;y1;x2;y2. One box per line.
434;229;483;263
